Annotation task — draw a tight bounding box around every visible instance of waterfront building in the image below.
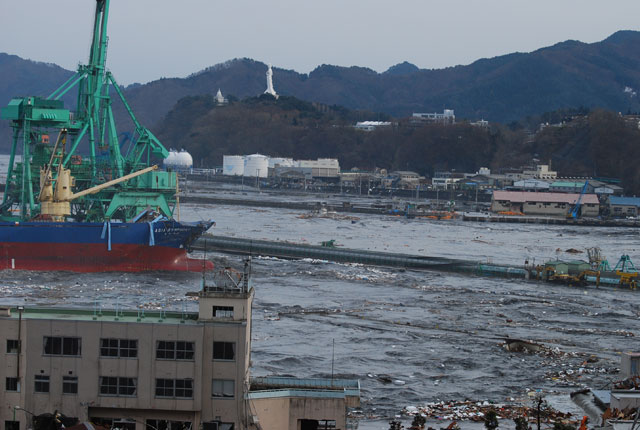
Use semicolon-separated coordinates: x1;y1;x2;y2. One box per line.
0;273;253;430
608;196;640;218
0;267;359;430
491;190;599;216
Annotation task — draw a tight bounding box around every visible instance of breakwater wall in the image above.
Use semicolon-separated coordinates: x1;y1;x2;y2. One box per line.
183;196;408;216
193;235;529;279
462;214;640;227
182;196;640;228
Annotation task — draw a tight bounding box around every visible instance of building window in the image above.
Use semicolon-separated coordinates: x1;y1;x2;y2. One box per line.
156;341;194;360
5;377;19;392
34;375;50;393
213;342;235;361
99;377;136;397
155;379;193;398
6;340;19;354
63;376;78;394
100;339;138;358
5;421;19;430
146;420;193;430
203;424;233;430
212;379;234;398
212;306;234;318
91;418;135;430
43;337;81;356
300;420;336;430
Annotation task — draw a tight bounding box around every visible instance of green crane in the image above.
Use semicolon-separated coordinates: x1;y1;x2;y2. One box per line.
0;0;176;222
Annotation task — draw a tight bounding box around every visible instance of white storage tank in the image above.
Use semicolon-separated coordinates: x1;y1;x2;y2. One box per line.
244;154;269;178
223;155;245;176
164;149;193;171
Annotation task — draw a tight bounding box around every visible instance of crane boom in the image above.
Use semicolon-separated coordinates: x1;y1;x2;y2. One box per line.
69;165;158;201
569;180;589;219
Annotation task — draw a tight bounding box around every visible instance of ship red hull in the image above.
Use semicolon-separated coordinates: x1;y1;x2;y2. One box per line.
0;242;214;273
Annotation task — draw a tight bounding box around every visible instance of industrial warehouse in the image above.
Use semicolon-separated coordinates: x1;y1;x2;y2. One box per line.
490;190;600;217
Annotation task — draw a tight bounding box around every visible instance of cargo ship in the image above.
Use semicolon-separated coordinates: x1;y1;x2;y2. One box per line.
0;0;213;272
0;218;213;272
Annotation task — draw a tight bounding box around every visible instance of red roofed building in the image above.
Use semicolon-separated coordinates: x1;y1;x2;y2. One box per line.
491;190;599;217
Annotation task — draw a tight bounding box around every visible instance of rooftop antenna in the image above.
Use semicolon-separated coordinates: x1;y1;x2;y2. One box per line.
136;305;145;322
201;237;207;290
180;302;188;323
331;338;335;384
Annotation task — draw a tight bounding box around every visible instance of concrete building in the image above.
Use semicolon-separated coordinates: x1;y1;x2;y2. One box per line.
296;159;340;178
0;269;254;430
511;179;551;191
248;377;360;430
491;190;599;217
522;165;557;180
431;171;464;190
549;181;587;193
470;119;489;128
390;171;424;189
0;268;359;430
411;110;455;124
354;121;391;131
589;180;623;196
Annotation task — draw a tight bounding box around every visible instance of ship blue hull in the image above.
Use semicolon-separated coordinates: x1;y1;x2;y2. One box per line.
0;219;213;272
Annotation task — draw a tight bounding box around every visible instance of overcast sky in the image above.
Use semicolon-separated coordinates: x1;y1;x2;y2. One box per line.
1;0;639;85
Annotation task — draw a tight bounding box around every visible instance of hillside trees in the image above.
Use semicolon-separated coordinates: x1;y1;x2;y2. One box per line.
154;94;640;195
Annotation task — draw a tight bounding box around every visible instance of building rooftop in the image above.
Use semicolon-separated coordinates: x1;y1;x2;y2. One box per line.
251;376;360;391
248;377;360;400
610;196;640;206
550;181;586;187
0;305;200;325
247;389;354;400
493;190;599;204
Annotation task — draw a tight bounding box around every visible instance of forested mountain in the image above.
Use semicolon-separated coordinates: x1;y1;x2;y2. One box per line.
118;31;640;126
2;30;640;142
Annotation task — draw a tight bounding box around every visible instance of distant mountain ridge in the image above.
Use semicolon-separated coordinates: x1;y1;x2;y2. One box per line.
1;30;640;142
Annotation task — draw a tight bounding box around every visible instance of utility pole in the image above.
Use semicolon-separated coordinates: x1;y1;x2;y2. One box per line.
475;184;479;212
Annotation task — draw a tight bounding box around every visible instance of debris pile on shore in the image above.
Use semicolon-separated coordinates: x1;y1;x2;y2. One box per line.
402;400;576;424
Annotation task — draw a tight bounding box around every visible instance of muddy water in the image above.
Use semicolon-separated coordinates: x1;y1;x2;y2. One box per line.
2;196;640;427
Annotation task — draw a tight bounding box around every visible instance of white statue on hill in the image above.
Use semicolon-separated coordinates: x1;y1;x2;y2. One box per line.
264;64;278;99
